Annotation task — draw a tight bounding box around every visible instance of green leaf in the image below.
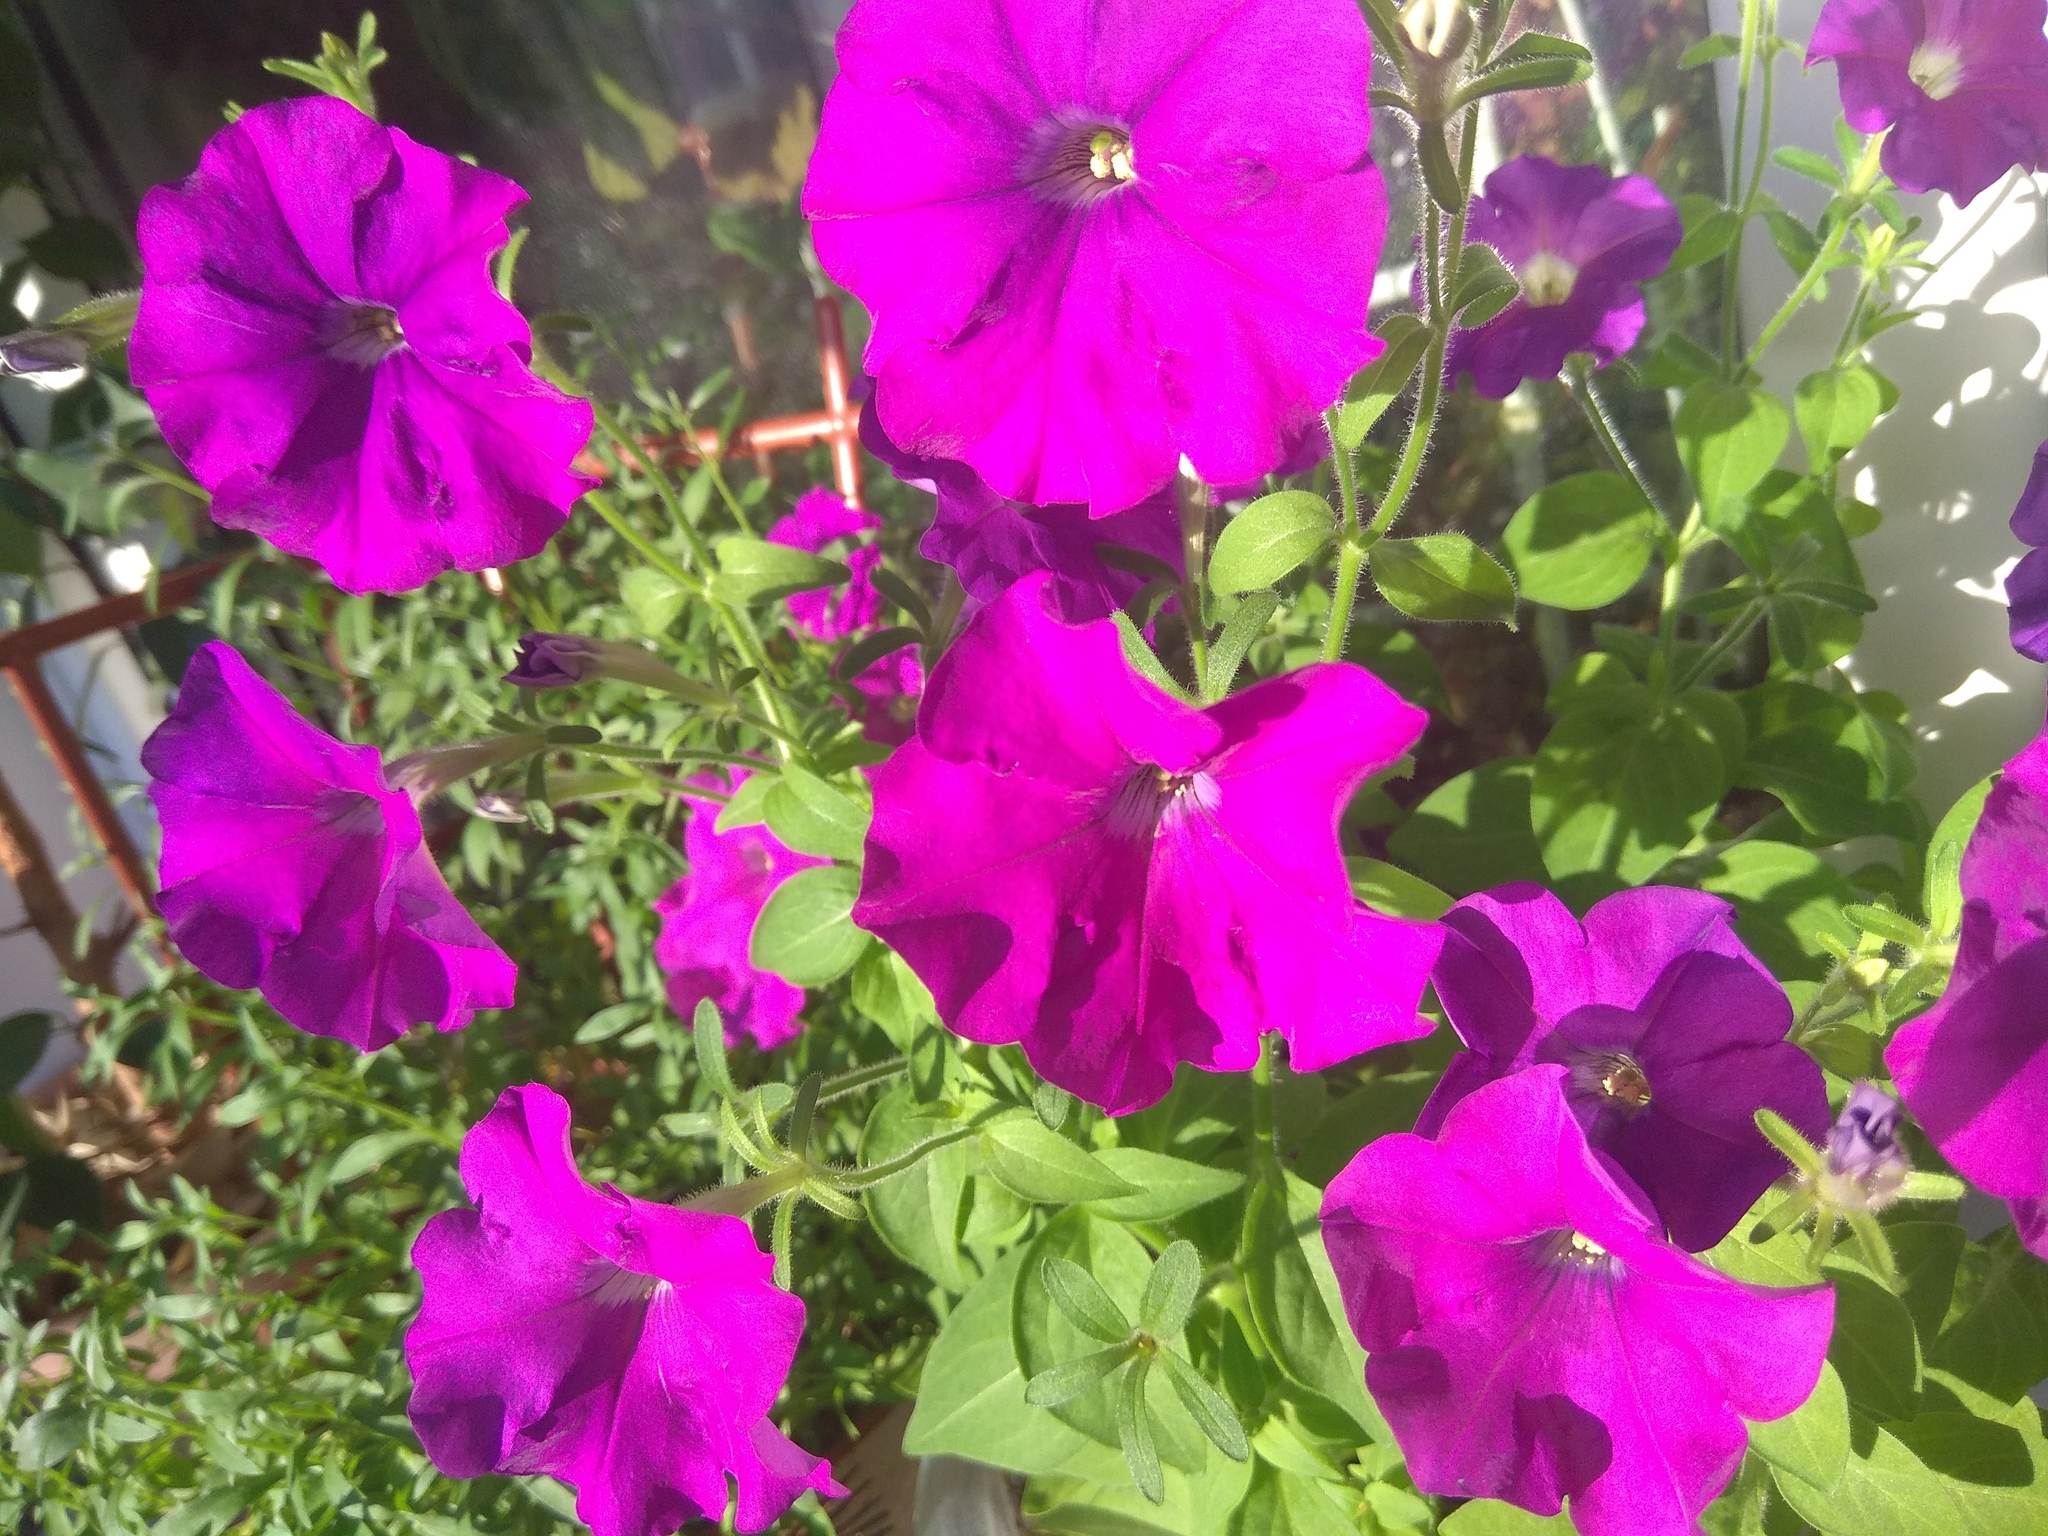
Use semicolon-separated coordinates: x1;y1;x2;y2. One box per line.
1140;1242;1203;1337
1345;856;1452;919
1370;533;1518;625
1026;1345;1134;1408
1386;757;1547;896
1085;1147;1245;1223
1211;493;1336;594
1735;681;1921;845
1114;611;1194;702
1439;1501;1576;1533
710;537;850;607
1455;32;1595;105
0;1010;52;1095
1771;1416;1965;1536
620;566;689;635
904;1249;1100;1474
1929;1229;2048;1404
14;1403;88;1470
572;1001;647;1045
1046;1257;1137;1343
1829;1265;1922;1422
837;625;921;682
1679;32;1743;67
1890;1413;2035;1488
1240;1180;1378;1439
1337;321;1433;449
714;771;775;832
750;865;868;987
1796;367;1885;471
763;765;869;863
1293;1071;1440;1186
1118;1357;1166;1503
1889;1223;1967;1341
1750;1360;1852;1492
1450;243;1519;320
1500;470;1660;610
985;1116;1139;1205
1767;206;1823;276
0;488;41;577
1159;1349;1250;1462
1923;775;1993;937
1677;381;1791;521
1036;1081;1074;1131
1668;193;1743;274
692;998;738;1098
1205;590;1280;699
0;9;42;129
1697;841;1858;982
860;1084;971;1290
0;1152;105;1230
329;1129;427;1184
1532;684;1744;887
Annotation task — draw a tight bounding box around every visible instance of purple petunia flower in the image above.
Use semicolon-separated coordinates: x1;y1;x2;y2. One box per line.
1887;717;2048;1258
1416;884;1829;1252
2005;442;2048;661
805;0;1387;515
845;644;925;749
859;400;1184;624
131;96;595;596
1445;156;1681;400
852;572;1442;1114
406;1084;842;1536
767;488;884;641
1808;0;2048;207
655;775;826;1050
142;642;516;1051
1321;1066;1835;1536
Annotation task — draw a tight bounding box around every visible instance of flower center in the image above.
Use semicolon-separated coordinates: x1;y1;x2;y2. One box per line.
1102;765;1220;840
1597;1056;1653;1111
1519;250;1579;308
1533;1228;1617;1274
325;303;405;367
1023;118;1139;207
1908;41;1965;101
586;1261;661;1308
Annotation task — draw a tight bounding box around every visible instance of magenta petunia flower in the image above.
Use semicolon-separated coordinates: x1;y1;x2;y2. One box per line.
131;96;595;596
1445;156;1681;399
1887;717;2048;1258
1321;1066;1835;1536
1808;0;2048;206
406;1084;842;1536
852;572;1442;1114
846;643;926;749
859;400;1183;624
805;0;1387;515
1416;884;1829;1252
767;488;884;640
2005;442;2048;661
142;642;515;1051
655;775;826;1050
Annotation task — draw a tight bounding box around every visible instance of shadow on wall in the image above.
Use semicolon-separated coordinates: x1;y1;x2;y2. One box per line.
1853;172;2048;818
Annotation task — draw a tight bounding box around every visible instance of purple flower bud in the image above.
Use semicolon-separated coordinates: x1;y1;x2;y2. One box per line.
505;632;604;689
1827;1081;1908;1183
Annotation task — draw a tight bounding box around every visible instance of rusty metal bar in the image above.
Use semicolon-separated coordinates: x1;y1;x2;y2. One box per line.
5;658;157;918
0;559;228;668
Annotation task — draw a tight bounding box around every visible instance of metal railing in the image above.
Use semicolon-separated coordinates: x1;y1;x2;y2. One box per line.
1;295;865;927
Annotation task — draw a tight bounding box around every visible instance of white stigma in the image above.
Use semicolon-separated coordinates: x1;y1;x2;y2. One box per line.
1908;41;1965;101
325;303;405;367
1569;1231;1607;1259
1089;129;1136;184
1519;250;1579;308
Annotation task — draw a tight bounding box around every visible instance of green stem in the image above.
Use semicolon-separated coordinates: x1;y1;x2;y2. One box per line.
1250;1035;1278;1179
683;418;758;539
1327;406;1359;537
832;1121;988;1190
294;1082;462;1151
1744;218;1853;370
1720;0;1763;371
814;1055;910;1109
1321;541;1367;664
1565;357;1672;528
1670;598;1765;693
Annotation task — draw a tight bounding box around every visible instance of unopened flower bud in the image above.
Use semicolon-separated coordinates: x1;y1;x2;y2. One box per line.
506;633;728;708
1399;0;1474;62
1818;1081;1910;1213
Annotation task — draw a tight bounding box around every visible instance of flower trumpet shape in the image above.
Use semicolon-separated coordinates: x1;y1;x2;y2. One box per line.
805;0;1387;514
1321;1066;1834;1536
141;642;516;1051
132;96;595;595
853;572;1442;1114
407;1085;842;1536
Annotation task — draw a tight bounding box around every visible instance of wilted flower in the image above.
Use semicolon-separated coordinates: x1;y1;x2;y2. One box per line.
142;642;517;1050
407;1084;842;1536
805;0;1387;514
854;572;1442;1114
1808;0;2048;206
1418;884;1829;1251
859;401;1183;623
767;488;884;641
2005;442;2048;661
1823;1080;1910;1206
1446;156;1681;399
1321;1066;1835;1536
1887;717;2048;1257
131;95;595;596
656;775;825;1050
